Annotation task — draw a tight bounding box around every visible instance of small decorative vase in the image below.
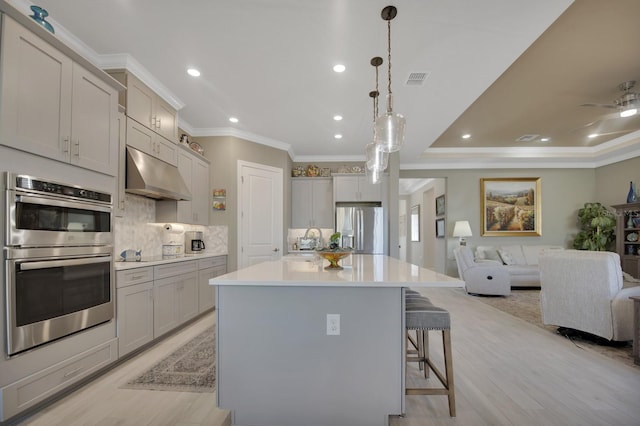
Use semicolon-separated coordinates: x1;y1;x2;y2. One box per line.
627;181;638;203
30;6;55;34
628;216;635;228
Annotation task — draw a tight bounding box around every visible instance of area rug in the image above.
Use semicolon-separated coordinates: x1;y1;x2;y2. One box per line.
473;289;637;369
122;327;216;392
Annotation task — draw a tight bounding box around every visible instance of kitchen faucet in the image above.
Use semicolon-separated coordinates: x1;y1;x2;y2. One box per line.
303;227;323;248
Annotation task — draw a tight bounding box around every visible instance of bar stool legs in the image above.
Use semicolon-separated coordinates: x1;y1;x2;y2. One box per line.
405;303;456;417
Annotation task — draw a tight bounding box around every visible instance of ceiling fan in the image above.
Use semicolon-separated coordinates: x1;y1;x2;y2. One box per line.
581;81;639;118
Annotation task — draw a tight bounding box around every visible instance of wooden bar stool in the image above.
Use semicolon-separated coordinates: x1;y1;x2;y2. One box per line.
405;302;456;417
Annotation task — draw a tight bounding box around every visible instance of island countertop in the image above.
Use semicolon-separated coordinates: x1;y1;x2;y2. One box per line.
212;254;463;288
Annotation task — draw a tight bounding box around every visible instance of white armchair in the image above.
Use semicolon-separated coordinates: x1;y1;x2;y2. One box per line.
453;247;511;296
539;250;640;341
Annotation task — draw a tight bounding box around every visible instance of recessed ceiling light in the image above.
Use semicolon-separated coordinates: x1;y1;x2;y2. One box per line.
334;134;343;139
187;68;201;77
588;133;598;138
462;134;471;139
333;64;346;73
333;115;343;121
229;117;239;123
620;108;637;118
540;137;550;142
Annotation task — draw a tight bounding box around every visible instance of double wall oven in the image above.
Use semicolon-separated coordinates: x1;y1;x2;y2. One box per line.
4;173;114;356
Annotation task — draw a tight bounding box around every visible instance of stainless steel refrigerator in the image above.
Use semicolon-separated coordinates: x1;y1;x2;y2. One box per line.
335;203;385;254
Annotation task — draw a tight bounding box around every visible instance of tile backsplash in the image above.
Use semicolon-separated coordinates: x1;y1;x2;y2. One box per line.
114;194;228;258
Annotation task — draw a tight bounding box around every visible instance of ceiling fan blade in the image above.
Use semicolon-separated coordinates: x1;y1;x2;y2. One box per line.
580;103;618;109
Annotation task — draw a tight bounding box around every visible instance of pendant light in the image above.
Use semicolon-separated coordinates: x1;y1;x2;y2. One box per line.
366;57;388;175
374;5;405;153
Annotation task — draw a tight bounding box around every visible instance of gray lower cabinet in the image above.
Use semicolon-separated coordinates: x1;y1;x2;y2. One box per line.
198;256;227;313
116;256;226;358
0;340;117;421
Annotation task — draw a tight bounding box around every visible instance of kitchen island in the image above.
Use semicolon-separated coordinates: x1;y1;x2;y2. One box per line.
211;254;463;426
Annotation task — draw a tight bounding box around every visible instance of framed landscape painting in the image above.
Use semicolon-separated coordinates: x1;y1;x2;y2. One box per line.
480;177;541;236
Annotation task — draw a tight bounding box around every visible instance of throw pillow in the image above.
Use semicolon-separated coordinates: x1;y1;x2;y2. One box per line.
498;249;516;265
476;246;502;262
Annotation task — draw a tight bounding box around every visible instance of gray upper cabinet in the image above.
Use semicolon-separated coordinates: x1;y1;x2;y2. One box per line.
126;117;178;166
291;178;333;228
333;175;382;202
0;15;118;176
109;70;178;142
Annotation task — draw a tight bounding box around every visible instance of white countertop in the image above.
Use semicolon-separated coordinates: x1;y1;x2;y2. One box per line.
212;254;464;288
114;252;226;270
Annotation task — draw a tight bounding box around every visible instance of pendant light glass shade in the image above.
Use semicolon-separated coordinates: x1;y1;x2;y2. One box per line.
365;142;388;171
375;108;405;153
366;163;383;184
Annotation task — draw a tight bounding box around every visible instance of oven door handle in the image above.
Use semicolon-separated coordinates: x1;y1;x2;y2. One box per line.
15;194;112;213
19;256;111;270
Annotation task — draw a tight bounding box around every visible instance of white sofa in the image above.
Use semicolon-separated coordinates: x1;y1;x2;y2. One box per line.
539;250;640;341
474;245;563;287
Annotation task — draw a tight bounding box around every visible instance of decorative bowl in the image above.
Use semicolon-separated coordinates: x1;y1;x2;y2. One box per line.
316;249;352;270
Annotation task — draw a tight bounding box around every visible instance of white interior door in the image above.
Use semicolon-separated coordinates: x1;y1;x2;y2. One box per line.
238;161;283;269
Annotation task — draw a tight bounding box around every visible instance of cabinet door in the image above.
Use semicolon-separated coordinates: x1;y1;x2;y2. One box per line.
179;271;199;322
175;150;194;223
198;268;216;313
291;180;313;228
114;111;126;217
199;264;226;313
153;277;179;337
126;118;154;155
357;176;382;202
154;135;178;166
0;16;72;162
70;63;118;176
312;179;333;228
333;176;359;201
126;74;154;128
117;281;154;357
192;158;210;225
154;96;177;141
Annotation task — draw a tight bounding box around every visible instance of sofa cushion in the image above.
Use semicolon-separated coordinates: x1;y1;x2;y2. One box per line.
498;249;517;265
499;245;526;265
475;246;502;263
522;245;563;265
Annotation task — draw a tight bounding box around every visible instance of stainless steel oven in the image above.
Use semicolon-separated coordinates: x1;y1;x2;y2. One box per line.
5;173;112;247
5;246;114;356
3;173;114;356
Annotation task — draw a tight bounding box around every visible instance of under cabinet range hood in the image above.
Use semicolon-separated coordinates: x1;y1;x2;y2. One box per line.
126;147;191;201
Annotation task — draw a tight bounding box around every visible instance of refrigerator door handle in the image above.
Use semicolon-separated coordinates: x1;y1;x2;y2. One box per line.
358;209;364;251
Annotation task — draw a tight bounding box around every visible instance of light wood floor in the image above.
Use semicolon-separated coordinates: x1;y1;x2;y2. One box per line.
13;288;640;426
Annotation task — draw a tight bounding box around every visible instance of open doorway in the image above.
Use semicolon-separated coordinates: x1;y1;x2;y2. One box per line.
399;178;446;273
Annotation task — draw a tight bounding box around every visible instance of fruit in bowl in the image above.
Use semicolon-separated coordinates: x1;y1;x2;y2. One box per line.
317;232;352;270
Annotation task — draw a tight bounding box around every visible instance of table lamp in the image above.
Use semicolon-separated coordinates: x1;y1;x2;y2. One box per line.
453;221;472;246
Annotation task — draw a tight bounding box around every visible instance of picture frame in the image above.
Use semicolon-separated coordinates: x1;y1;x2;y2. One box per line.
435;218;445;238
480;177;541;236
435;194;445;216
410;205;420;242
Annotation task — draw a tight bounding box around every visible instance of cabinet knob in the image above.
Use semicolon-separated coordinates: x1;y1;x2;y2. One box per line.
273;248;280;252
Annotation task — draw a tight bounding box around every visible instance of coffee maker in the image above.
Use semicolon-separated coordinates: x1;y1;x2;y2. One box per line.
185;231;205;254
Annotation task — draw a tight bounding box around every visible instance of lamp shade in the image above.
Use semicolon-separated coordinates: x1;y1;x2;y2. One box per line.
452;221;472;238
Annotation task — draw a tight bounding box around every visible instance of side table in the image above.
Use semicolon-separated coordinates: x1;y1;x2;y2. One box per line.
632;296;640;366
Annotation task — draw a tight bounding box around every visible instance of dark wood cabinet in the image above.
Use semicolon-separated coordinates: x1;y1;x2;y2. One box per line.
613;202;640;279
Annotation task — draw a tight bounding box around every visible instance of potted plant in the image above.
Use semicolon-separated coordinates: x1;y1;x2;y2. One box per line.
572;202;616;251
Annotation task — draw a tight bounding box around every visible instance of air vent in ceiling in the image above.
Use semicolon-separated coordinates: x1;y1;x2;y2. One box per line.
406;72;429;86
515;134;540;142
